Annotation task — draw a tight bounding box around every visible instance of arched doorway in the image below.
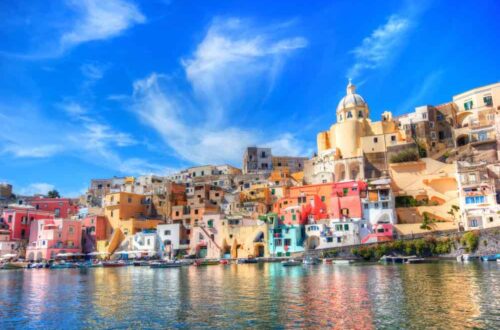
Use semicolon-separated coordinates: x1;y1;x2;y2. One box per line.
456;134;469;147
306;236;320;250
28;252;34;261
36;252;43;261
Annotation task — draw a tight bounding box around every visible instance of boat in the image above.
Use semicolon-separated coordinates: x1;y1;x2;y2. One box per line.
50;262;77;269
78;261;103;268
303;256;320;265
481;255;498;261
237;257;258;264
194;260;220;266
457;254;479;262
133;260;151;267
220;259;230;265
281;259;302;266
322;258;333;264
1;261;29;269
102;261;127;268
333;260;353;265
150;262;182;268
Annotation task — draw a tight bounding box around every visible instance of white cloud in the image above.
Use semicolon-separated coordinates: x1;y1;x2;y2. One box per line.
181;18;307;124
61;0;145;49
347;15;411;80
18;183;56;196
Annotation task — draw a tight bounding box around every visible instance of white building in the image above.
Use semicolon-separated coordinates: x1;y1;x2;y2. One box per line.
131;231;159;256
305;220;361;250
361;178;396;225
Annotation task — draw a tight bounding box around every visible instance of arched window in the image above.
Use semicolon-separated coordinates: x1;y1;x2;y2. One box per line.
347;111;353;118
358;110;363;118
338;114;343;122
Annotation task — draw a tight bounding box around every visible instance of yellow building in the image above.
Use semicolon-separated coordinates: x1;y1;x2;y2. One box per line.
305;81;411;184
97;192;163;254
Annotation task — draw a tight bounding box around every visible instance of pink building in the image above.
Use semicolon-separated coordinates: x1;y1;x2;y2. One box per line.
275;195;328;225
81;215;107;253
1;206;55;240
330;181;367;220
361;224;394;244
26;196;79;218
26;218;82;261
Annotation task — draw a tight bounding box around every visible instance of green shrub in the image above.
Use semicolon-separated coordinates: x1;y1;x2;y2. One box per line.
461;231;479;252
390;149;419;163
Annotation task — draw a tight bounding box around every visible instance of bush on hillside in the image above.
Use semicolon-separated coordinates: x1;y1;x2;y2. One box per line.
390;149;419;163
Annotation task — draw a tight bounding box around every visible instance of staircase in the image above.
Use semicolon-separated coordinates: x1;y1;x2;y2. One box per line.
106;228;125;254
199;226;223;253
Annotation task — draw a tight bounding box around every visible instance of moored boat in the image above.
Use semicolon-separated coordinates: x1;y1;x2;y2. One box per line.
333;260;353;265
50;262;77;269
194;259;220;266
281;259;301;267
150;262;182;268
481;255;498;261
237;257;258;264
1;261;29;269
102;261;127;268
303;256;320;265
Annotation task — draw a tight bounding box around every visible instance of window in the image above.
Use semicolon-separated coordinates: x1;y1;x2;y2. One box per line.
164;230;171;236
373;137;378;143
478;132;488;141
339;114;343;122
271;189;275;195
175;211;179;217
347;111;353;118
431;132;437;140
35;204;40;210
261;151;267;158
469;219;478;227
364;204;369;209
147;239;151;245
468;173;477;183
321;196;326;202
208;220;214;228
8;215;12;223
275;239;283;246
21;216;27;224
292;214;296;221
382;202;389;209
429;122;435;128
391;135;396;142
194;209;199;215
284;238;291;246
128;197;132;203
439;131;445;140
69;226;74;234
437;113;444;121
422;113;427;119
358;110;363;118
489;217;494;223
483;95;492;106
343;188;348;196
344;224;349;231
374;203;379;209
326;237;333;243
465;196;485;204
335;224;343;231
337;237;342;243
464;100;473;110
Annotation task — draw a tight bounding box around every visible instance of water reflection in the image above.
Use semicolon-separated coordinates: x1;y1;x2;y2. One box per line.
0;262;498;329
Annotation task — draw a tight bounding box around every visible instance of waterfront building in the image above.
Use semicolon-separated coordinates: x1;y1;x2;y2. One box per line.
130;230;159;257
26;218;82;261
305;219;361;249
263;213;305;257
0;206;55;240
25;196;79;218
157;223;190;258
305;81;414;184
98;192;163;254
191;213;269;259
81;214;107;254
456;161;500;230
0;228;20;257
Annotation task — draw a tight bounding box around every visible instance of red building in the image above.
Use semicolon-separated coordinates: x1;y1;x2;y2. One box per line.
81;215;108;254
330;181;367;220
1;206;54;240
26;197;79;218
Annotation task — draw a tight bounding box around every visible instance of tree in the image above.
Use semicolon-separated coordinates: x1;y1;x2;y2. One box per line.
47;190;60;198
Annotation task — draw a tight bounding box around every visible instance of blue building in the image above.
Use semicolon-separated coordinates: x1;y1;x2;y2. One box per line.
260;213;305;257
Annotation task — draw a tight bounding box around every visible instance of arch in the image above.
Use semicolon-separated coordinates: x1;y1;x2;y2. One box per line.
253;231;264;243
376;213;391;224
36;252;43;261
349;162;362;181
306;236;320;250
253;243;265;257
456;134;469;147
28;252;34;261
334;163;346;182
456;111;473;127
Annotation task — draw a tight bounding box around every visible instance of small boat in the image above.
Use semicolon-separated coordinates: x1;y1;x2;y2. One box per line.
481;255;498;262
303;256;320;265
220;259;230;265
28;262;46;269
133;260;151;267
102;261;126;268
322;258;333;264
150;262;182;268
333;260;353;265
237;258;258;264
50;262;77;269
194;260;220;266
1;261;29;269
281;259;302;267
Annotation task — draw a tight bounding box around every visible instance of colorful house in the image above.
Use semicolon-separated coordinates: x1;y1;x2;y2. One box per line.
81;214;108;254
26;196;79;218
263;213;305;257
26;218;82;261
305;220;361;250
1;206;54;240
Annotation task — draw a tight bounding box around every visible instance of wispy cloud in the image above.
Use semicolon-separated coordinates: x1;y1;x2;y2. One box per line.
61;0;145;50
1;0;145;59
347;15;411;80
130;18;308;165
81;63;105;80
181;17;307;124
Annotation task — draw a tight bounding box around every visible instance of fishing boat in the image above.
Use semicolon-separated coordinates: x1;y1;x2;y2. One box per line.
133;260;151;267
303;256;320;265
237;257;258;264
102;261;127;268
322;258;333;264
220;259;230;265
333;260;353;265
150;262;182;268
50;262;77;269
1;261;29;269
481;254;498;261
194;259;220;266
281;259;302;267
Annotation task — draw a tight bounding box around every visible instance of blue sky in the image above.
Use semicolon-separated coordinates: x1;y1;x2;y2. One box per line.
0;0;499;196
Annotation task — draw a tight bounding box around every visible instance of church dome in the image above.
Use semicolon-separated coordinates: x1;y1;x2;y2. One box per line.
336;80;367;113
